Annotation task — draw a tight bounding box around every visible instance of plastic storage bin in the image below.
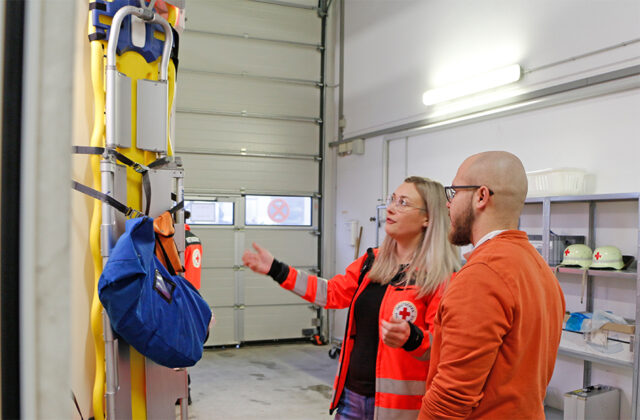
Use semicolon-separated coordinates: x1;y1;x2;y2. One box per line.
563;384;619;420
527;168;587;197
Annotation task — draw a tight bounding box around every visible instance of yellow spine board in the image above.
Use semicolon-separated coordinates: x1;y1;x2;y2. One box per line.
117;51;176;420
88;6;177;420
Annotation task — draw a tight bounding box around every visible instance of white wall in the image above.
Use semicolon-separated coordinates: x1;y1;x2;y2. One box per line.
342;0;640;138
21;0;77;418
404;89;640;194
333;0;640;417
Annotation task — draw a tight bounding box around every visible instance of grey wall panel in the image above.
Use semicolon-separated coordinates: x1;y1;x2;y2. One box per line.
181;154;319;195
186;0;321;44
177;73;319;118
180;33;320;81
243;305;315;341
191;227;235;268
175;113;319;155
200;267;235;307
206;306;237;346
244;271;304;306
244;230;318;267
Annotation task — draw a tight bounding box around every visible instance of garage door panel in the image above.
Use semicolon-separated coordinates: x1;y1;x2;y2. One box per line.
282;0;318;6
186;0;321;44
181;34;320;81
178;74;319;118
244;271;305;305
191;228;235;267
200;268;235;307
182;154;319;195
206;306;237;346
243;305;315;341
179;1;321;344
175;114;318;155
244;230;318;267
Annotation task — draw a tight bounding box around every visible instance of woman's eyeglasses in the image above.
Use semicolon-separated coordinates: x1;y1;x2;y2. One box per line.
386;195;426;212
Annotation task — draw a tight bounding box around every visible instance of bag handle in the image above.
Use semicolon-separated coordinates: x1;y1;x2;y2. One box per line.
156;234;178;276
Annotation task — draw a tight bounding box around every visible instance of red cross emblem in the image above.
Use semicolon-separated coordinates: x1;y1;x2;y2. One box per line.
565;249;570;256
398;307;412;320
192;248;202;268
392;301;417;323
594;252;602;260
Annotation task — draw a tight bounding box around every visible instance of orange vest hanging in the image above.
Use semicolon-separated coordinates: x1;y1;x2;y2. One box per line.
153;211;184;275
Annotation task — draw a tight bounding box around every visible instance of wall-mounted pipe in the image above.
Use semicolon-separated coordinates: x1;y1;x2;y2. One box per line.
330;63;640;147
337;0;345;142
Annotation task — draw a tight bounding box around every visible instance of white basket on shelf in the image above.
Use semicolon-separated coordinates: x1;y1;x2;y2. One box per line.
526;168;587;197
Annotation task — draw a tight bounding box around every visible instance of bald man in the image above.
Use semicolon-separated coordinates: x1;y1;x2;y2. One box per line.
419;151;565;419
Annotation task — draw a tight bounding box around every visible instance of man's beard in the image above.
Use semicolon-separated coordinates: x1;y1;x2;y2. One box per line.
449;199;475;246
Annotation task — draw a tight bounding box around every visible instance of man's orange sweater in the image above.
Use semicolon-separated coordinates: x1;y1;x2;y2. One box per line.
420;230;565;419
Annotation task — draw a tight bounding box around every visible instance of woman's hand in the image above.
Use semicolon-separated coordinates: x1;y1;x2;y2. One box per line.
380;317;410;348
242;242;275;275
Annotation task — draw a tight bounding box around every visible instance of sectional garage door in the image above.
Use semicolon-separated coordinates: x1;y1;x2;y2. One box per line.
175;0;325;346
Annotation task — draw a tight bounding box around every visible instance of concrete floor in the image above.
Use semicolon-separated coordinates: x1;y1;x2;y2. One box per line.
187;341;339;420
185;340;565;420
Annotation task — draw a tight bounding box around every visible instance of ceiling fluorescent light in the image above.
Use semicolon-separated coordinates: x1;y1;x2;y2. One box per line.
423;64;522;106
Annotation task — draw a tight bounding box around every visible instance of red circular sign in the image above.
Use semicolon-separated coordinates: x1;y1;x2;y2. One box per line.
268;199;290;223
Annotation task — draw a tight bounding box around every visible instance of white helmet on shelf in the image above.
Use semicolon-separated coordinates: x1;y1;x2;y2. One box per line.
560;244;592;269
591;246;624;270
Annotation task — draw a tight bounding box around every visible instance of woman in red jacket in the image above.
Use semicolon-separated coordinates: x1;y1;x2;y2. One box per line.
242;176;459;420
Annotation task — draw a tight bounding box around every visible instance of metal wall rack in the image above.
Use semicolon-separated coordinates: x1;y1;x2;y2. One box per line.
525;193;640;419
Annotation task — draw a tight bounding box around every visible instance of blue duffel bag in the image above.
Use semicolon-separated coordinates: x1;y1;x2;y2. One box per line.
98;216;212;368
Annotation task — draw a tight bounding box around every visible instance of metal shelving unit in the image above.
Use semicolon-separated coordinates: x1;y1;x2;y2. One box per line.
554;266;638;280
525;193;640;419
557;343;634;369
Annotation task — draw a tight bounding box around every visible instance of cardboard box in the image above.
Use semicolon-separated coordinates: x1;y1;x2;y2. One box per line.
601;322;634;335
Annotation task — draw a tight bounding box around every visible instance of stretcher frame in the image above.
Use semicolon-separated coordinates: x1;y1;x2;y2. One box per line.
100;2;187;419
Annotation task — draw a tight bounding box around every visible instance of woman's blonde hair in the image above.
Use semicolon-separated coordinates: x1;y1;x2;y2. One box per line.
368;176;460;298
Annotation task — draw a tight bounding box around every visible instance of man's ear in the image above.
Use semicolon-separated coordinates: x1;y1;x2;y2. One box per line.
475;186;492;210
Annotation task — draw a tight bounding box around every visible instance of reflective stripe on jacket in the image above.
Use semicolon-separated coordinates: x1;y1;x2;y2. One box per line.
278;250;443;420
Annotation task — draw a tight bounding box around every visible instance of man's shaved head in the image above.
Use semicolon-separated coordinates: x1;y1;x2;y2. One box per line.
457;151;528;223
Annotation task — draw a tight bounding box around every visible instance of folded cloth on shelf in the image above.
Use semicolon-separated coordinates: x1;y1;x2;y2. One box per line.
564;312;592;333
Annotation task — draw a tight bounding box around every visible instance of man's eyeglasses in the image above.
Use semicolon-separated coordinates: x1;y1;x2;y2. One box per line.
444;186;494;203
386;195;426;212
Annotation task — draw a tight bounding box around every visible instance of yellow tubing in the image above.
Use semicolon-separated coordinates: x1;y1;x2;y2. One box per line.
88;13;106;420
